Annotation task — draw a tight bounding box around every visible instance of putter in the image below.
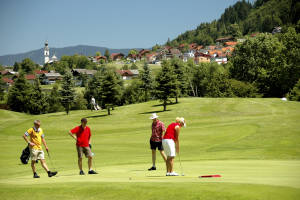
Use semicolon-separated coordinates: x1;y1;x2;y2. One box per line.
89;144;97;172
178;153;185;176
46;149;57;171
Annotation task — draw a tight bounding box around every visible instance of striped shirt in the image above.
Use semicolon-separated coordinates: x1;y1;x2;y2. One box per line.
151;120;165;142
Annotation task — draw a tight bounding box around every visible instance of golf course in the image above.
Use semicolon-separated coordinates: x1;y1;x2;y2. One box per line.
0;98;300;200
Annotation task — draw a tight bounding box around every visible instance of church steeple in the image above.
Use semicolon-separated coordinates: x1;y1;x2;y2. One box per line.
44;40;50;64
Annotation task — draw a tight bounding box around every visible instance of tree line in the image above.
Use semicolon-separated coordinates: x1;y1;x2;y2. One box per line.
1;26;299;114
168;0;299;47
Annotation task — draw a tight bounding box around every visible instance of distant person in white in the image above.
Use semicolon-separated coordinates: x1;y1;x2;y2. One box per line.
90;96;100;111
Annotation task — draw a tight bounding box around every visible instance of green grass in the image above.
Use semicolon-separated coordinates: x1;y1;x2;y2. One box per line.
0;98;300;200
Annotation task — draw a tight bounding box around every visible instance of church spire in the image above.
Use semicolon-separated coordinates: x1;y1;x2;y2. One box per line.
44;40;50;64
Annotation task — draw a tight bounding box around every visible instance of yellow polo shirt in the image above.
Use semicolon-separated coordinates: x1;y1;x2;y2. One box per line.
25;127;44;150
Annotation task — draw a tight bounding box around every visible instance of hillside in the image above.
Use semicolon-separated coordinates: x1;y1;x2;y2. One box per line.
0;45;143;66
0;98;300;200
0;98;300;199
169;0;299;46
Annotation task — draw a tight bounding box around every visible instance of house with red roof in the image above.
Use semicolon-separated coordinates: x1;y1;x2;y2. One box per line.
116;69;139;80
25;74;36;84
194;52;211;64
146;53;157;63
2;77;14;87
111;53;125;61
224;41;238;46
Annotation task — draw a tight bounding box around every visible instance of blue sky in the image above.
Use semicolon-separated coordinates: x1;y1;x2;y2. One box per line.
0;0;245;56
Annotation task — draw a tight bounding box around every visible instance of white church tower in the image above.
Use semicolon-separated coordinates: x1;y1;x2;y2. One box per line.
44;41;50;64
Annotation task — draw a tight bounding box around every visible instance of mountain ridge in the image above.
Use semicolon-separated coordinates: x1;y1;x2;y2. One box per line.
0;45;145;66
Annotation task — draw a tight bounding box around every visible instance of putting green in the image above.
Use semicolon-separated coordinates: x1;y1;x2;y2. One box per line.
0;98;300;200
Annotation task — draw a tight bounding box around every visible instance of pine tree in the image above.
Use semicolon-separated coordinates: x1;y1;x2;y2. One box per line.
48;84;63;113
60;71;75;115
139;62;153;101
28;78;48;114
100;70;122;115
0;74;6;101
104;49;110;62
7;72;32;113
171;59;188;103
155;61;178;111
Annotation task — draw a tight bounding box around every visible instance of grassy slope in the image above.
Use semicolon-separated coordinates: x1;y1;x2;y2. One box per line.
0;98;300;200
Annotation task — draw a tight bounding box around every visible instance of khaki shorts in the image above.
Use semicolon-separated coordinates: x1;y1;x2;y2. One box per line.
76;146;92;158
30;148;45;161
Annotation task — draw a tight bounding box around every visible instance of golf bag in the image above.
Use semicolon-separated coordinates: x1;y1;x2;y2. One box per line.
20;145;30;164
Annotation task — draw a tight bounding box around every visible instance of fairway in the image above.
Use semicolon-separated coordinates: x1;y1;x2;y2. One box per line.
1;98;300;200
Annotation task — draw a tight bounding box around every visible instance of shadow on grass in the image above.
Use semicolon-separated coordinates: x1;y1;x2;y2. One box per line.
152;102;179;107
139;110;171;115
86;114;108;118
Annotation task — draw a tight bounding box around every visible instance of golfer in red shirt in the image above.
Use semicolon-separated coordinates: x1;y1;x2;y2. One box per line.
162;117;186;176
68;118;97;175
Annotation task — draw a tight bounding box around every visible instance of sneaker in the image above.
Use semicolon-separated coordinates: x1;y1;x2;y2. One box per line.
88;170;98;174
33;173;40;178
48;171;58;177
79;170;85;175
169;172;179;176
148;166;156;171
166;172;170;176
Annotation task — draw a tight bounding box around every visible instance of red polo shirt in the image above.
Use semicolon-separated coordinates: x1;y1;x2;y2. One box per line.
163;123;180;141
70;125;91;147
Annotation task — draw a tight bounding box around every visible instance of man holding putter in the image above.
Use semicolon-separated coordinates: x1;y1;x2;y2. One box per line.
68;118;97;175
22;120;57;178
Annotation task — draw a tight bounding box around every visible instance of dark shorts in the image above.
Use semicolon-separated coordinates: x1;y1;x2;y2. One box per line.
76;146;92;158
150;140;164;151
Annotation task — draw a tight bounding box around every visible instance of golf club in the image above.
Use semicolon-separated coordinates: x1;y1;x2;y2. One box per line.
46;149;57;172
89;144;97;172
178;153;185;176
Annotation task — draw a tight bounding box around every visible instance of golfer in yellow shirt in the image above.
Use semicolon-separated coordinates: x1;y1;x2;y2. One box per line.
22;120;57;178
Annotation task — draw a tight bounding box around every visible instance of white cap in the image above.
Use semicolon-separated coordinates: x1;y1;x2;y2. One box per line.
176;117;186;127
149;113;159;120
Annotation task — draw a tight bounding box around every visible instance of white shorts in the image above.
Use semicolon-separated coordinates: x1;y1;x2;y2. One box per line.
30;149;45;161
162;139;176;157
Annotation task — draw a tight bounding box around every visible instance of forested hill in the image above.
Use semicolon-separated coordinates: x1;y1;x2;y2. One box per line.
168;0;300;46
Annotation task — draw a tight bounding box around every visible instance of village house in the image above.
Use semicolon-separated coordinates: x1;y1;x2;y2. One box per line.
183;51;194;62
41;71;62;85
194;52;211;64
2;77;14;88
215;36;234;44
95;56;107;63
116;69;139;80
71;68;97;86
138;49;150;60
1;69;18;77
127;54;138;63
224;41;238;46
25;74;36;84
35;70;48;76
146;53;157;63
110;53;125;61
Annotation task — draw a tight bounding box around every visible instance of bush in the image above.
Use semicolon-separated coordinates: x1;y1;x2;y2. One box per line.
288;79;300;101
72;93;88;110
229;79;259;97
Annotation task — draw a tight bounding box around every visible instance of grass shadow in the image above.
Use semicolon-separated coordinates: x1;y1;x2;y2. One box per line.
152;102;179;107
139;110;171;115
86;114;108;118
